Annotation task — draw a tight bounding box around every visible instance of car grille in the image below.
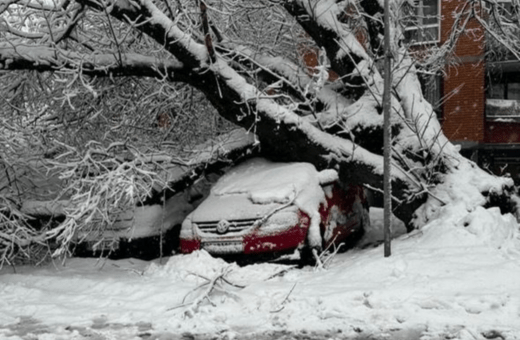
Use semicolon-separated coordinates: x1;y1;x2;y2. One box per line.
195;218;259;235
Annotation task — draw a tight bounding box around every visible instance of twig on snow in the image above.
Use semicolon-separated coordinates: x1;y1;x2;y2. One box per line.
312;248;324;270
320;242;345;269
270;282;297;313
264;265;297;281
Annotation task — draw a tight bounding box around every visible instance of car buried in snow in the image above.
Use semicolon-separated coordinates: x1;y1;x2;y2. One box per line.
72;192;194;260
71;175;217;260
179;158;369;263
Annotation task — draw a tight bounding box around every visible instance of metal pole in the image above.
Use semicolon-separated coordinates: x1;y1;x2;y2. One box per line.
383;0;392;257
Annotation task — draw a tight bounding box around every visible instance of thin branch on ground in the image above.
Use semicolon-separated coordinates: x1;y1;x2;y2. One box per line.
168;266;246;318
270;282;297;313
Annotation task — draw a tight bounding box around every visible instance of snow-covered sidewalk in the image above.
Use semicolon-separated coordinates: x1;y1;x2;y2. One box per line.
1;207;519;340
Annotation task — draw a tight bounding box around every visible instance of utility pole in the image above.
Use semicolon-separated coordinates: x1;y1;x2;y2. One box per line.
383;0;392;257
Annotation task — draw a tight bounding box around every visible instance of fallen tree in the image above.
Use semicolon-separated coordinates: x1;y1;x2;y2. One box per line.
0;0;518;264
1;127;257;261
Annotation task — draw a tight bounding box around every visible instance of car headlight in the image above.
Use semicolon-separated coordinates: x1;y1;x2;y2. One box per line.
257;209;300;235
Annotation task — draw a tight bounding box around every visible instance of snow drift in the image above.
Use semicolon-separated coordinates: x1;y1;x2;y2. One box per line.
1;205;519;340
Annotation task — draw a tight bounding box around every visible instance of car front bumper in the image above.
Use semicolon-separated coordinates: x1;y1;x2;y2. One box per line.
180;209;310;256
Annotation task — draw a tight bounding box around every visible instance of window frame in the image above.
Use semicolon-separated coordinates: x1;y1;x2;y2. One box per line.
403;0;441;45
493;0;515;18
486;61;520;119
418;72;443;120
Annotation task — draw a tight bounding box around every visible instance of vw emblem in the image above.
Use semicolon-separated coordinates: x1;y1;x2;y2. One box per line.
216;220;231;234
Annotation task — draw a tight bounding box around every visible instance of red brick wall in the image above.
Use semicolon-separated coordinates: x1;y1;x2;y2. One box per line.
442;62;486;141
440;0;486;143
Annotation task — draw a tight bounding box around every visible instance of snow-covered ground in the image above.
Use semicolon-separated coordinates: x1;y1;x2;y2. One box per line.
1;206;519;340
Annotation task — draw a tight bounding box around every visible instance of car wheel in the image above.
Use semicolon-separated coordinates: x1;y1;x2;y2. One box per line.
298;246;319;267
351;200;369;243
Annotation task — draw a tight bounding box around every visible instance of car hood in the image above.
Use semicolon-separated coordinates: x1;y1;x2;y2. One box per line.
191;194;285;223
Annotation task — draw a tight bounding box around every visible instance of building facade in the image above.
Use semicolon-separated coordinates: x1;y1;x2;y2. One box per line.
419;0;520;182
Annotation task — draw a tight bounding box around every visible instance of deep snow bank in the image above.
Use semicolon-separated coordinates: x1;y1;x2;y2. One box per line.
413;159;516;228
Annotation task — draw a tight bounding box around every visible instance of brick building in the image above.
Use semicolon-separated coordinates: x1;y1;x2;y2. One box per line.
412;0;520;182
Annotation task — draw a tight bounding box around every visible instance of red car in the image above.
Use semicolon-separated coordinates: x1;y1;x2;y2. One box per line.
179;158;369;262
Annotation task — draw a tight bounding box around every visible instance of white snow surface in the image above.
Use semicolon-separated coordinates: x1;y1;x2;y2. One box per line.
1;206;520;340
487;99;519;109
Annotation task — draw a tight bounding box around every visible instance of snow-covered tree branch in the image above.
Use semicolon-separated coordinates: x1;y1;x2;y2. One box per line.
0;45;185;78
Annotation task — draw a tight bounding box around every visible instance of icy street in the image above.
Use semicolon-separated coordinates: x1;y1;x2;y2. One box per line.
1;206;519;340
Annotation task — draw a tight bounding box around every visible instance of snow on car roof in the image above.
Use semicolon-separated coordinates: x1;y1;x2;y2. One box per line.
213;158;320;204
213;158;338;204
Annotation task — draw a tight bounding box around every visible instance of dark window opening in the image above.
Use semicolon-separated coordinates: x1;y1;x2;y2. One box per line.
403;0;440;44
487;71;520;100
486;68;520;119
418;72;443;120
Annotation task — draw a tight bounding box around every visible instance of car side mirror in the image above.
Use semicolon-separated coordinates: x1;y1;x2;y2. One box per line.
317;169;339;186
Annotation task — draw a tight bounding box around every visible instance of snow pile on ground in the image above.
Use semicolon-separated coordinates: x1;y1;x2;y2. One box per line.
413;160;515;227
1;206;519;340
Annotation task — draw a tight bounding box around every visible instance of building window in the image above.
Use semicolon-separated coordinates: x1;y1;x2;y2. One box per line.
418;72;442;120
486;65;520;119
403;0;441;44
494;0;515;18
486;1;519;62
488;72;520;100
